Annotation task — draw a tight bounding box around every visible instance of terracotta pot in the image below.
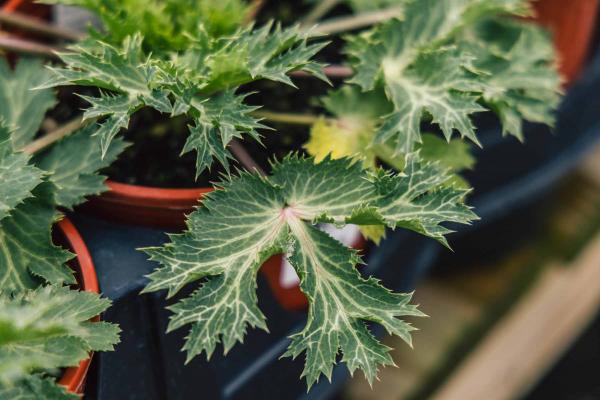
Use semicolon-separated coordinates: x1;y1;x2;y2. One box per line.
1;0;51;23
534;0;600;84
83;181;210;230
1;0;25;12
55;217;99;395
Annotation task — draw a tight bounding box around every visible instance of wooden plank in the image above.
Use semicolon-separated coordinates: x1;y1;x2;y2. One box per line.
431;234;600;400
345;282;482;400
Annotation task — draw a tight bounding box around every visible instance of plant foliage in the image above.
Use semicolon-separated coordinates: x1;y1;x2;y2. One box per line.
40;25;328;173
0;60;56;149
0;286;119;398
142;155;476;386
41;0;250;50
20;0;562;391
346;0;559;154
0;60;121;397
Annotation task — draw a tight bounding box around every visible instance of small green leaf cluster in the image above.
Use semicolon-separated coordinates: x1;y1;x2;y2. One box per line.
41;24;328;174
0;286;119;399
0;59;121;397
341;0;560;154
41;0;250;51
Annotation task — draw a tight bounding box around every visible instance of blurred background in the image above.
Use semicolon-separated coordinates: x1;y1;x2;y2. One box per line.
1;0;600;399
343;148;600;400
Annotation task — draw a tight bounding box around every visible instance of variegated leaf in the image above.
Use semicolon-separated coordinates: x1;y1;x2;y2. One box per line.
0;286;119;389
0;59;56;149
0;124;44;221
0;184;73;291
347;0;537;153
143;155;476;387
41;24;328;173
34;125;129;209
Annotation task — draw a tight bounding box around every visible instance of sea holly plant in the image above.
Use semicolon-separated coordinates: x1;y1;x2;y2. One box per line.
142;154;474;385
31;0;561;390
0;58;121;397
37;23;329;167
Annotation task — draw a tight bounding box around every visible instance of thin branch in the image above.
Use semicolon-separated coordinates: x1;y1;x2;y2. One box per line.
229;138;266;176
22;117;85;155
243;0;265;25
312;5;403;35
253;110;320;126
237;0;270;176
0;34;61;58
0;10;83;41
290;64;353;79
301;0;341;27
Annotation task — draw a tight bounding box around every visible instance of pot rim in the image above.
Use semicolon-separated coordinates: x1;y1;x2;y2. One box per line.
1;0;25;12
105;180;211;205
56;217;98;394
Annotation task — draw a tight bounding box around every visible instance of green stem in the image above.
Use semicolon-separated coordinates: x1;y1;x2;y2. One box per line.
253;110;321;126
301;0;341;27
243;0;265;25
229;138;266;176
0;10;83;41
22;117;85;155
0;34;61;58
312;6;404;35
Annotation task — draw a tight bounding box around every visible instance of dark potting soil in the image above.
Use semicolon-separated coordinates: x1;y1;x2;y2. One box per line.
100;74;332;188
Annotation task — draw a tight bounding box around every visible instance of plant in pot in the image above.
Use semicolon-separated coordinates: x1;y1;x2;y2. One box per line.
5;0;563;392
0;59;121;397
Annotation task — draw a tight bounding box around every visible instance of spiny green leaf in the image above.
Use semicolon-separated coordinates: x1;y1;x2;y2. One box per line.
143;173;287;360
38;35;165;156
182;22;330;93
0;59;56;149
377;47;485;152
305;87;474;190
460;18;561;139
143;155;475;386
0;375;77;400
283;224;422;386
41;0;250;51
0;124;44;221
0;184;74;291
43;24;327;173
346;0;536;153
33;124;129;209
374;153;477;247
184;91;265;175
0;286;119;386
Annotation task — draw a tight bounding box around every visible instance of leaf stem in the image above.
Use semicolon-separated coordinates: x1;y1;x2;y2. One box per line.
290;64;353;79
22;117;85;155
312;6;403;35
0;10;83;41
243;0;265;25
0;34;60;58
301;0;341;27
229;138;266;176
253;110;320;126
